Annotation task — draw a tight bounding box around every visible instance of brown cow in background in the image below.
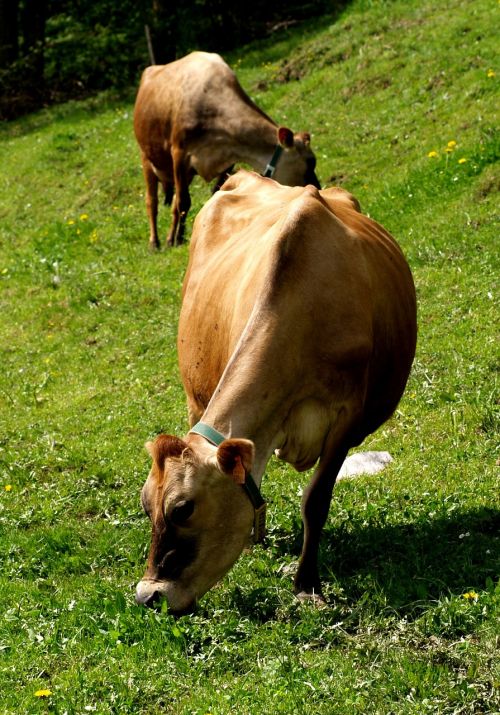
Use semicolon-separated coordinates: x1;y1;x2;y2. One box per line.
133;51;320;248
136;171;417;614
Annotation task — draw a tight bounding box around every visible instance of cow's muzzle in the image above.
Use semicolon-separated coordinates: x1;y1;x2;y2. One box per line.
135;578;196;615
135;586;161;609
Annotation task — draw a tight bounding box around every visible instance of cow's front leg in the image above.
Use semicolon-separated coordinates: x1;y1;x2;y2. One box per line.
212;165;235;193
163;183;174;206
294;445;349;603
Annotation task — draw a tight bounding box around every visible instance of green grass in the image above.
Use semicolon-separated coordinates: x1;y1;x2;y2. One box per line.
0;0;498;712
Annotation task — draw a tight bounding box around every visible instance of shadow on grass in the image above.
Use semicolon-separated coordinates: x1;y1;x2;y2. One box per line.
322;506;498;604
235;506;499;620
0;86;137;141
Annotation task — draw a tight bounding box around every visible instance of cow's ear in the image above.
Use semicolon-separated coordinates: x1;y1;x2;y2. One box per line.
217;438;255;485
145;434;187;470
278;126;295;149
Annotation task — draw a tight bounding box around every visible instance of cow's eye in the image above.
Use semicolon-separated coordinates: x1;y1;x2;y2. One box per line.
170;499;194;525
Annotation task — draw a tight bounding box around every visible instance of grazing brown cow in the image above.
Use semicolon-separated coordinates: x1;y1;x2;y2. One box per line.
136;171;417;614
133;51;320;249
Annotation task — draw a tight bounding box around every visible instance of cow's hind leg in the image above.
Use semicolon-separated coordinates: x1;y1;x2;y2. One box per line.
141;156;160;250
294;441;350;604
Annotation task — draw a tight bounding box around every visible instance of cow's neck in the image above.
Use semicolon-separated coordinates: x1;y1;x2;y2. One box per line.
198;313;294;486
200;400;280;488
237;119;281;176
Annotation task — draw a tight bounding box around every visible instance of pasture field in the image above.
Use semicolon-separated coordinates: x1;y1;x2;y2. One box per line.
0;0;498;712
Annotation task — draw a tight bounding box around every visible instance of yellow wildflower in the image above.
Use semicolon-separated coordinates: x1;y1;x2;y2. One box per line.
80;213;89;221
447;140;457;149
1;268;8;274
67;219;75;225
427;150;439;158
4;484;12;492
34;689;52;697
487;69;495;78
463;591;478;600
458;158;467;164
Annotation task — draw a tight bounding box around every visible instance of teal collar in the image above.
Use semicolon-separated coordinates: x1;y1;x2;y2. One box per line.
190;421;266;543
263;144;283;178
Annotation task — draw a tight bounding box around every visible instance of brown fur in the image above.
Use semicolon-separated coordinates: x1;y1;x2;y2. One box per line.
136;171;417;613
133;51;320;249
146;434;187;471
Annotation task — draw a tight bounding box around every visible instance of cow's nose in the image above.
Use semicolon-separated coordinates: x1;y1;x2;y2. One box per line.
135;588;160;609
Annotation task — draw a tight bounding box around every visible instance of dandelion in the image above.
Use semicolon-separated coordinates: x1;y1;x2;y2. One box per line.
34;689;52;697
458;158;467;164
67;219;75;225
463;591;478;601
487;69;495;78
4;484;12;492
447;140;457;149
427;150;439;158
80;213;89;221
1;268;8;274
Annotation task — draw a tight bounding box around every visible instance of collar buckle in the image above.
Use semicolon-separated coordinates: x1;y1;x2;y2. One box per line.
253;503;267;543
263;144;284;178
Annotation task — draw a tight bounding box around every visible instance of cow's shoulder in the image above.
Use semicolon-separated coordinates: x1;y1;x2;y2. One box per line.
320;186;361;213
195;171;350;257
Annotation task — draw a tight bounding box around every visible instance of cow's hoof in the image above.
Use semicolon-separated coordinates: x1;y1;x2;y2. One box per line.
296;590;327;607
149;241;161;252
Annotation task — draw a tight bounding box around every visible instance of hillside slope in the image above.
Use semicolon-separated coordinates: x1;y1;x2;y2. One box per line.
0;0;498;713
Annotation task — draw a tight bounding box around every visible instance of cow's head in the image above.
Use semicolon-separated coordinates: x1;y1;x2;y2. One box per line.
135;433;254;614
274;126;321;189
